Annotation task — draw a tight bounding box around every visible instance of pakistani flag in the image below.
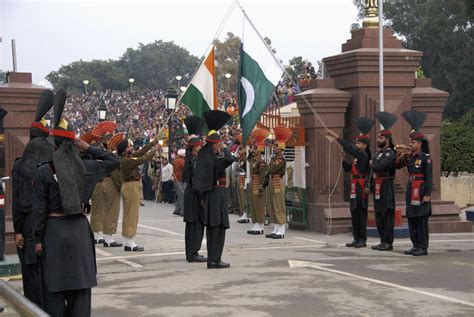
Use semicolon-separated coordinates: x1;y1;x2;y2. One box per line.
238;17;284;144
181;46;217;117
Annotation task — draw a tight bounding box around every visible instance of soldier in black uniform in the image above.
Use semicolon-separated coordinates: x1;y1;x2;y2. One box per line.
183;116;207;263
396;109;432;256
12;90;54;308
32;90;119;316
194;110;234;269
328;117;374;248
370;111;398;251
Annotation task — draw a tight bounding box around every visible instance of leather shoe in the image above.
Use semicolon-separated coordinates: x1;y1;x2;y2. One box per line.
94;239;105;244
272;234;284;239
103;241;123;247
412;248;428;256
187;255;207;263
354;241;367;248
345;241;357;247
247;230;256;234
207;261;230;269
251;230;264;235
404;247;417;255
265;233;276;238
124;245;144;252
371;243;383;250
377;243;393;251
237;219;250;224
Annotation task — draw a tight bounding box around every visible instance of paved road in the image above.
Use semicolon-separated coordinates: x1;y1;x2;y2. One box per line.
4;201;474;316
89;201;474;316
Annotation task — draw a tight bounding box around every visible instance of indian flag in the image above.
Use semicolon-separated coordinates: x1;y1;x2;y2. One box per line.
181;46;217;117
238;17;284;144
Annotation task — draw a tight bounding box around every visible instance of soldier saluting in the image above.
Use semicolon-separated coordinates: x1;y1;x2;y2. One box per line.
369;111;398;251
328;117;374;248
32;90;119;316
396;109;433;256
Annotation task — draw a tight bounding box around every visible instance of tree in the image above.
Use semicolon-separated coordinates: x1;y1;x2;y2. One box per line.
440;110;474;175
47;40;199;91
213;32;241;91
286;56;306;80
353;0;474;120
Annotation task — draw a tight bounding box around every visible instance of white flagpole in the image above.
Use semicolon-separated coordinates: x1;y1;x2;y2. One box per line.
379;0;384;114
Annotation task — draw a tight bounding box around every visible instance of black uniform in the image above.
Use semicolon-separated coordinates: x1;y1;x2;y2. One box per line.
33;145;119;317
396;152;432;251
339;138;370;244
195;145;234;265
370;147;396;246
183;151;205;261
12;158;43;307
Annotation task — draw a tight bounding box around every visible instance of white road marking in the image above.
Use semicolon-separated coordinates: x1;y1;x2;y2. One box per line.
95;248;113;257
292;236;326;244
288;260;474;308
288;260;334;268
97;251;186;262
116;259;143;268
118;220;185;237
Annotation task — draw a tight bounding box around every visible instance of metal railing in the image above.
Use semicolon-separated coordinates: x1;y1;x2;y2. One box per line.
0;280;48;316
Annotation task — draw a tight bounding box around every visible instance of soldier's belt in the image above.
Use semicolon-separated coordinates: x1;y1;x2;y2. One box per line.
124;177;140;182
48;211;65;217
215;178;226;187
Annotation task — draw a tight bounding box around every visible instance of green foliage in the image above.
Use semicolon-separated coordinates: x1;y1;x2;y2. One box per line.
353;0;474;120
47;40;199;91
213;32;241;91
440;110;474;175
286;56;306;80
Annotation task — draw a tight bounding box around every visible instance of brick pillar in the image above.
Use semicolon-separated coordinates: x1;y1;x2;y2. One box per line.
295;79;351;233
0;73;45;254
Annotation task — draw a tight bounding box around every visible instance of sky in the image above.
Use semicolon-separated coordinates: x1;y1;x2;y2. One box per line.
0;0;359;87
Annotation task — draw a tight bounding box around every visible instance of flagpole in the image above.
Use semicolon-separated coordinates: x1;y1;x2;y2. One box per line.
234;0;285;73
378;0;384;115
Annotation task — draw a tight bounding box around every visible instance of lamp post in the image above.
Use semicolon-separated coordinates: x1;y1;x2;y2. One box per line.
128;78;135;92
83;79;89;95
98;100;107;122
164;87;178;161
225;73;231;91
175;75;182;90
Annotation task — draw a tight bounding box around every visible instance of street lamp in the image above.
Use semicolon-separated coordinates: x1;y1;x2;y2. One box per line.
225;73;232;91
83;79;89;94
98;100;107;122
176;75;182;89
129;78;135;92
180;86;186;93
164;87;178;110
164;87;178;160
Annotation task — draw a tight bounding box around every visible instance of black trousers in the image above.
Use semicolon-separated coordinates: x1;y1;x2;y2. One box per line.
162;180;174;203
350;205;367;243
47;288;91;317
206;225;226;264
185;220;205;260
408;215;429;250
375;208;395;245
20;261;42;307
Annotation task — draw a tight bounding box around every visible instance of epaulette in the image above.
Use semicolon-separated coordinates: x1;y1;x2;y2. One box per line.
37;161;51;167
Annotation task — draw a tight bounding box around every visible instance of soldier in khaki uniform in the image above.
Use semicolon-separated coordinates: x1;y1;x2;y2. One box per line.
247;143;266;235
102;133;125;247
265;127;292;239
117;136;160;251
87;121;117;244
236;144;249;222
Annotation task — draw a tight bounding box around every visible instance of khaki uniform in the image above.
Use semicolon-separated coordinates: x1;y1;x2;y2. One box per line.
103;167;122;235
120;142;156;238
90;181;105;233
267;155;286;225
250;154;266;224
236;158;247;215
